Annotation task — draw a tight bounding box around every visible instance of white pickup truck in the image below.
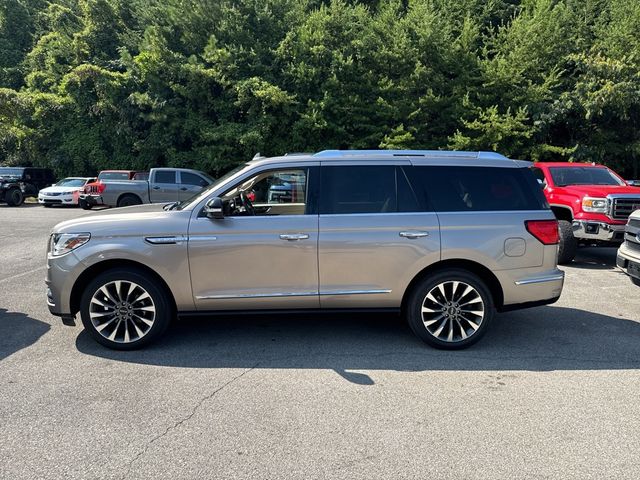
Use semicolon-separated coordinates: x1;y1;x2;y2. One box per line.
79;168;214;209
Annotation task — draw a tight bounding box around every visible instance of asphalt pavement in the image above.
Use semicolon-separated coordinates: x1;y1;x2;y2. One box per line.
1;205;640;479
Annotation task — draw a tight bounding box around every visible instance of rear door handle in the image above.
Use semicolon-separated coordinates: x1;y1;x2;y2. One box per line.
399;231;430;239
279;233;309;241
152;186;160;190
180;187;188;191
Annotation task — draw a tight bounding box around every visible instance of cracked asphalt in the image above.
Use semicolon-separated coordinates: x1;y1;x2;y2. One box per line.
1;205;640;479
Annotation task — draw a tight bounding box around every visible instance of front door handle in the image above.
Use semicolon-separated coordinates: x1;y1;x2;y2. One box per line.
152;186;160;190
180;187;188;191
279;233;309;241
399;231;430;239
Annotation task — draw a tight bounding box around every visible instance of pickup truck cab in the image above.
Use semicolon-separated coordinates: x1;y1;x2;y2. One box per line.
532;162;640;263
80;168;214;209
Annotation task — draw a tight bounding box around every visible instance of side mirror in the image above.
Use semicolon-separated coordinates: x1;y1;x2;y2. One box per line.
204;197;224;219
537;179;547;189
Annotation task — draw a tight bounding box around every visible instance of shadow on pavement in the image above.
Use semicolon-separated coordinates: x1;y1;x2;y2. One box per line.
76;305;640;383
0;308;50;361
570;246;620;270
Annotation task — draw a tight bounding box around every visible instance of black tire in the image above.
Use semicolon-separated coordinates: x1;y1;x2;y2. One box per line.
79;199;92;210
117;194;142;208
557;220;577;264
405;269;495;349
43;203;52;208
79;268;173;350
5;188;24;206
632;277;640;287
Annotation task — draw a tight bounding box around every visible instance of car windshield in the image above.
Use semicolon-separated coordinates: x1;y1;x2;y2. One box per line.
56;178;86;187
98;172;131;180
0;167;24;177
549;167;624;187
174;164;248;211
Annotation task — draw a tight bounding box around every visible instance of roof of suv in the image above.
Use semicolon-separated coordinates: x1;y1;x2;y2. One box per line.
250;150;530;168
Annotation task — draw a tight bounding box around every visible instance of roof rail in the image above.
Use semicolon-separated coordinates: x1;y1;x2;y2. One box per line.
313;149;508;160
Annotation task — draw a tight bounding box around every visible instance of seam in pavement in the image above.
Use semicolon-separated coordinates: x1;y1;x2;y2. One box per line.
0;266;46;284
121;363;259;479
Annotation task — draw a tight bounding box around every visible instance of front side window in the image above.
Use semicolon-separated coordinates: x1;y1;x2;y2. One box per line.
181;172;208;187
221;168;309;216
408;166;548;212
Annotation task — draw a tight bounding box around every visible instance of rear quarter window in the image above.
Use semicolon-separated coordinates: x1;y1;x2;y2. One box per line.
408;166;549;212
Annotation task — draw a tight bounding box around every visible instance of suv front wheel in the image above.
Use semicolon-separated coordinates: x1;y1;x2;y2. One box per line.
406;269;494;349
79;268;172;350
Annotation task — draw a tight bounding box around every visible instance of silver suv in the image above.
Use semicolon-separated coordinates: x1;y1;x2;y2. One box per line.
46;150;564;350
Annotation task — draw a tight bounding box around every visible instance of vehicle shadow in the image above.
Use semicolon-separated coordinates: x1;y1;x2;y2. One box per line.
571;246;620;270
0;308;50;361
75;305;640;384
0;203;41;208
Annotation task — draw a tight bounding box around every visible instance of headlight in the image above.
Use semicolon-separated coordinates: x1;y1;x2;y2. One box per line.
582;197;608;213
50;233;90;256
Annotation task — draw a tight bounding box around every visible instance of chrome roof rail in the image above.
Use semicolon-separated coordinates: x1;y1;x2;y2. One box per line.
313;149;509;160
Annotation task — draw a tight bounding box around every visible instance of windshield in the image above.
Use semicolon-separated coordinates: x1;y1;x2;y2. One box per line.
175;164;249;210
0;167;24;177
98;171;132;180
549;167;624;187
56;178;86;187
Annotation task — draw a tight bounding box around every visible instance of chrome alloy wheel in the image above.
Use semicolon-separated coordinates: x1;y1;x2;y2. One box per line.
89;281;156;344
420;281;485;343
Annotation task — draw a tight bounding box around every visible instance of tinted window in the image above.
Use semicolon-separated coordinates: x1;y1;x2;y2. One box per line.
549;167;623;186
320;166;397;214
154;171;176;184
99;172;130;180
181;172;207;186
0;167;24;177
531;167;546;182
408;166;548;212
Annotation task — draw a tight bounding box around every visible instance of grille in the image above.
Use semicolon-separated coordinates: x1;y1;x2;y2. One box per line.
611;198;640;220
86;185;100;194
45;192;61;197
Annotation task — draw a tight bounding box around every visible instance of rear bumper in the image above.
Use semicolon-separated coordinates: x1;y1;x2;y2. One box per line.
497;268;565;309
78;194;104;206
572;220;625;243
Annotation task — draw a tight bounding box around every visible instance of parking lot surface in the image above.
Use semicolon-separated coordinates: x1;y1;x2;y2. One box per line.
1;205;640;479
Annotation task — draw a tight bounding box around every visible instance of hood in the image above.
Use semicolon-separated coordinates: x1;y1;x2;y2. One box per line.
553;185;640;198
52;202;188;235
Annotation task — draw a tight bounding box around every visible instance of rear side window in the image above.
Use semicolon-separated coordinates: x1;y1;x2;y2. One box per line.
154;171;176;184
320;166;397;214
408;166;548;212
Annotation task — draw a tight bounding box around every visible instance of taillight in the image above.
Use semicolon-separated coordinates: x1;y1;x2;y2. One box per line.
525;220;559;245
97;181;106;194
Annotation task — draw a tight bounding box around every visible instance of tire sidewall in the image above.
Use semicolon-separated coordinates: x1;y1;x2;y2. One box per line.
118;195;142;207
80;268;172;350
7;188;24;206
557;220;577;264
406;269;495;349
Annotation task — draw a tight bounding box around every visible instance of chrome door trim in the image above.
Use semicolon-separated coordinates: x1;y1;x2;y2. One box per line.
187;235;218;242
514;274;564;286
195;291;318;300
319;289;392;296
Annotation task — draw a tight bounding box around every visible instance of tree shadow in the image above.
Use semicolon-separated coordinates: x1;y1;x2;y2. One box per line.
75;305;640;384
0;308;50;361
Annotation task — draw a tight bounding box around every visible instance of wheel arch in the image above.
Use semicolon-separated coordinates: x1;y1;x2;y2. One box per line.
550;204;573;222
69;259;177;315
116;192;143;207
401;259;504;313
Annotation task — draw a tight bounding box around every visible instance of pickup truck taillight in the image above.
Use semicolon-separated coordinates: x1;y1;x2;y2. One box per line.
525;220;559;245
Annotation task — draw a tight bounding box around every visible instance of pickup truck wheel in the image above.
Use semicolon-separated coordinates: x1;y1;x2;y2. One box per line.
79;199;92;210
557;220;577;264
406;269;494;349
80;268;172;350
117;194;142;208
6;188;24;206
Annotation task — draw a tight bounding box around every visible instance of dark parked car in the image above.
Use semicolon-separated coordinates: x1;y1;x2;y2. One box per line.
0;167;56;206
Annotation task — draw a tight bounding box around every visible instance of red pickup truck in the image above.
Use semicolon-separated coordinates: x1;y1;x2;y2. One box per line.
532;162;640;263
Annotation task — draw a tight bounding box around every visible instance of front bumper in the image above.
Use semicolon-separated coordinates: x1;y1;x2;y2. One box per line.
39;195;76;205
572;220;625;243
45;250;84;318
617;242;640;282
78;194;103;206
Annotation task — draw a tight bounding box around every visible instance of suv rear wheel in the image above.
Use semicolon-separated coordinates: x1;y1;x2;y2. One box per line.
406;269;494;349
79;268;172;350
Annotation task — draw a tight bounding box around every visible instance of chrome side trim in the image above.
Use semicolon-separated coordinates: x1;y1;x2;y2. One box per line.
319;289;392;296
144;236;187;245
195;291;318;300
187;235;218;242
514;274;564;286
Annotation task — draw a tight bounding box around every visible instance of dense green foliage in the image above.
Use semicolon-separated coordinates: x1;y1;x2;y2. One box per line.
0;0;639;178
